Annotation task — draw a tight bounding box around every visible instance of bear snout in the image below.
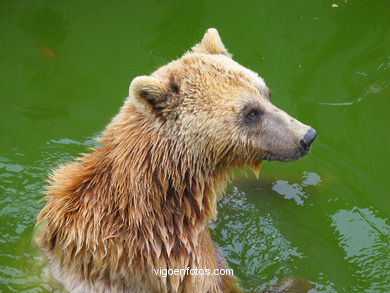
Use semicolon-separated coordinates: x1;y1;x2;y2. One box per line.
299;127;317;152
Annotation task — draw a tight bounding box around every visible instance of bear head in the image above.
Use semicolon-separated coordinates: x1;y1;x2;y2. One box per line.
128;28;316;173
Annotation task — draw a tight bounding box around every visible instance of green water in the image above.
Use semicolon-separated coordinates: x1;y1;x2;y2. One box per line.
0;0;389;292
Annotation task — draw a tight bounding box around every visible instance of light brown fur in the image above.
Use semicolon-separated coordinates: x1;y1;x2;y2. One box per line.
36;29;314;293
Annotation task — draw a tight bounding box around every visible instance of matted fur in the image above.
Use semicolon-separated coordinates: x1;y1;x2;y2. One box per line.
36;28;313;293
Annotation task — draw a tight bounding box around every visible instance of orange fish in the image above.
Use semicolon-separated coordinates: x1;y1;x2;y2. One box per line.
38;45;56;57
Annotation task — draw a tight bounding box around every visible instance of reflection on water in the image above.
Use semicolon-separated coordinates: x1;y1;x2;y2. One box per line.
0;154;50;292
0;138;96;292
318;98;362;106
213;187;304;291
272;172;321;206
309;273;337;293
331;208;390;292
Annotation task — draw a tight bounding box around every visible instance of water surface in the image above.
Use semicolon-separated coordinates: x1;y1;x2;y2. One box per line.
1;0;389;292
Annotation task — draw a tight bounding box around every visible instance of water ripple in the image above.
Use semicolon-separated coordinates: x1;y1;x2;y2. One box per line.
331;207;390;292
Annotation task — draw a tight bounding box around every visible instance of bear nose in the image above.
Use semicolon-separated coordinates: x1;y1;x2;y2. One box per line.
299;128;317;151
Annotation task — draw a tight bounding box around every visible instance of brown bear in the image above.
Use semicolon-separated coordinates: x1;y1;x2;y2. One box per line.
36;28;317;293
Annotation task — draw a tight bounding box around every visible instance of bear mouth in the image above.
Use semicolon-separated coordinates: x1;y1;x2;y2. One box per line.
262;148;310;162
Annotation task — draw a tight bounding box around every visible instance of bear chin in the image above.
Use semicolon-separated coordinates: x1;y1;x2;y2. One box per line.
262;149;310;162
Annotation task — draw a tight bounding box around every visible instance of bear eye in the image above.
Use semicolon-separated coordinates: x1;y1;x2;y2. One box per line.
245;109;260;121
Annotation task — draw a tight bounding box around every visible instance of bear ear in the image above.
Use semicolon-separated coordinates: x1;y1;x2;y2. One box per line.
129;76;168;115
192;28;231;57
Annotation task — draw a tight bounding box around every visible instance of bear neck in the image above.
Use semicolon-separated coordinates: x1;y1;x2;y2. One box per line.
95;106;230;234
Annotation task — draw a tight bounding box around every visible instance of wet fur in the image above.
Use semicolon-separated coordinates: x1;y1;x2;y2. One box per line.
36;103;242;292
36;29;312;293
